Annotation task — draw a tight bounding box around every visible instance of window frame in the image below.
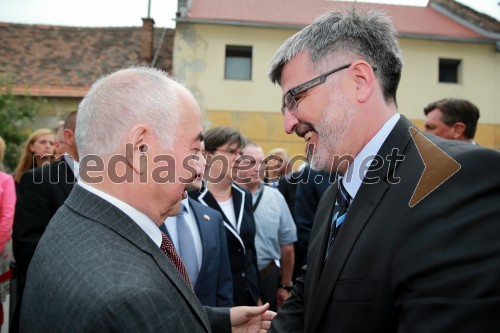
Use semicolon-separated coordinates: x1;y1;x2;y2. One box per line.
224;45;253;81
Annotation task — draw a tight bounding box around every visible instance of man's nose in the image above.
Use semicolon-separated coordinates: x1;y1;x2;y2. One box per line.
283;109;299;134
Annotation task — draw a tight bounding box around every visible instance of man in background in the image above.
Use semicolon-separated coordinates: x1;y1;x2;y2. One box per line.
237;141;296;311
423;98;480;143
11;110;79;333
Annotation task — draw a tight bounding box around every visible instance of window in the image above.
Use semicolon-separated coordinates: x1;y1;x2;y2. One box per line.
225;46;252;80
439;58;461;83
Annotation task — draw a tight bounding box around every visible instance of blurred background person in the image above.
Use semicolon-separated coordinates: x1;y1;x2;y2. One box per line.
423;98;480;144
11;112;78;333
237;141;296;311
189;126;260;306
53;121;65;157
53;120;65;133
0;136;15;328
164;142;234;307
265;148;291;188
13;129;55;184
266;148;298;223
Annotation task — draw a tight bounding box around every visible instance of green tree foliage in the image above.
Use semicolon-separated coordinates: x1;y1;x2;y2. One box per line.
0;75;45;172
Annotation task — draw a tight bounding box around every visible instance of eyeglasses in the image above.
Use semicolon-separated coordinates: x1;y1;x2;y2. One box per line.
215;148;242;156
280;63;376;115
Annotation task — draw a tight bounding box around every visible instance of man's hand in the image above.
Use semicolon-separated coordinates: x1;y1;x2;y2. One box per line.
230;303;277;333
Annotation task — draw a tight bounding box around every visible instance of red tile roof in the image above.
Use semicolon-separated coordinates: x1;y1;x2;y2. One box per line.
0;23;174;97
185;0;489;40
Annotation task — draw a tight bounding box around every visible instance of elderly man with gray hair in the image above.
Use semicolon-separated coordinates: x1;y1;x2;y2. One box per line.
20;67;275;332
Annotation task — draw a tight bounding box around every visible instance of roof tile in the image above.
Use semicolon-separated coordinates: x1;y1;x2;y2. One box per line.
0;23;174;95
187;0;488;39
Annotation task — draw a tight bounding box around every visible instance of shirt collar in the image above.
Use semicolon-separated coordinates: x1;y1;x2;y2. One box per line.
77;181;162;247
63;154;79;179
343;113;400;200
180;196;190;215
250;183;265;202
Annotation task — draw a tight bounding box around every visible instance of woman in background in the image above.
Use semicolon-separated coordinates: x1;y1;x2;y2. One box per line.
13;128;55;183
0;136;16;327
189;126;260;306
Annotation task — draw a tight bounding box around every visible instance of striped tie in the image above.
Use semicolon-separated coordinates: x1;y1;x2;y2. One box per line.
325;180;351;260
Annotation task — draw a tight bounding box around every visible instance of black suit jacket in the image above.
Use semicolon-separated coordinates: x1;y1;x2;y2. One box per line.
293;166;335;279
11;159;75;332
189;183;260;306
270;116;500;332
13;159;75;283
21;185;230;332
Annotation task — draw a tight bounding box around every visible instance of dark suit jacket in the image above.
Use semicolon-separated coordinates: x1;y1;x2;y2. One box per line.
189;183;260;306
277;173;298;219
293;167;335;272
187;198;234;307
270;116;500;332
21;185;230;333
12;158;75;311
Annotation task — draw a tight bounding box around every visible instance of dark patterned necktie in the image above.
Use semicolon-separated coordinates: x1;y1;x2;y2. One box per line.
325;180;351;260
160;231;192;287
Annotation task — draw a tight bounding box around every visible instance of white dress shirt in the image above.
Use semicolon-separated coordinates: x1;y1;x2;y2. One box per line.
343;113;401;200
77;181;163;247
164;197;203;271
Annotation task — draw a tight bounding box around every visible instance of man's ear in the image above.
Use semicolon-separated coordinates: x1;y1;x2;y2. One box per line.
125;124;148;175
63;129;75;145
452;122;466;139
350;60;376;103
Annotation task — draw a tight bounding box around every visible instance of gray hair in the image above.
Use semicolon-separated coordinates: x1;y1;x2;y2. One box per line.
269;9;403;104
76;67;179;157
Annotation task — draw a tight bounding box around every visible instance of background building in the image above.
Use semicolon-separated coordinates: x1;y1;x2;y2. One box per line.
174;0;500;153
0;18;173;128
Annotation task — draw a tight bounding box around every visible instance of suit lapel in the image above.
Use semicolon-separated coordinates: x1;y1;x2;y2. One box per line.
230;183;245;233
306;116;415;333
199;188;229;223
198;185;247;252
303;183;336;330
65;185;211;332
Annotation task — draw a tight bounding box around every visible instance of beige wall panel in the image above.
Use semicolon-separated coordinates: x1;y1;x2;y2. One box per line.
206;110;305;158
175;23;500;153
398;39;499;124
174;23;290;113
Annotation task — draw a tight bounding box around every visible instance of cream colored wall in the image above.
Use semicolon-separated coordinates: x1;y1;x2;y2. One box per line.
398;39;500;124
174;23;287;115
174;23;500;150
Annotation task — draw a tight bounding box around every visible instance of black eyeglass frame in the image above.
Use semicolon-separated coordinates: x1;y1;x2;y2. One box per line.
280;63;377;115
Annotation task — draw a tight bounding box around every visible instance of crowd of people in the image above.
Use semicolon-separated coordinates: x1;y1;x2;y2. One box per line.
0;8;498;333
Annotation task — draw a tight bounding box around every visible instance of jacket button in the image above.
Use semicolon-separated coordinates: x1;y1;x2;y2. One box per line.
241;272;246;278
238;248;242;252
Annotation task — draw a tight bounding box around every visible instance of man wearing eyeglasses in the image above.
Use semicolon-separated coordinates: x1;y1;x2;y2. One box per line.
267;9;500;333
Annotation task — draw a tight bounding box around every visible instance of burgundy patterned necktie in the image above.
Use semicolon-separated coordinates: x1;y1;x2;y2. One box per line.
160;231;192;287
